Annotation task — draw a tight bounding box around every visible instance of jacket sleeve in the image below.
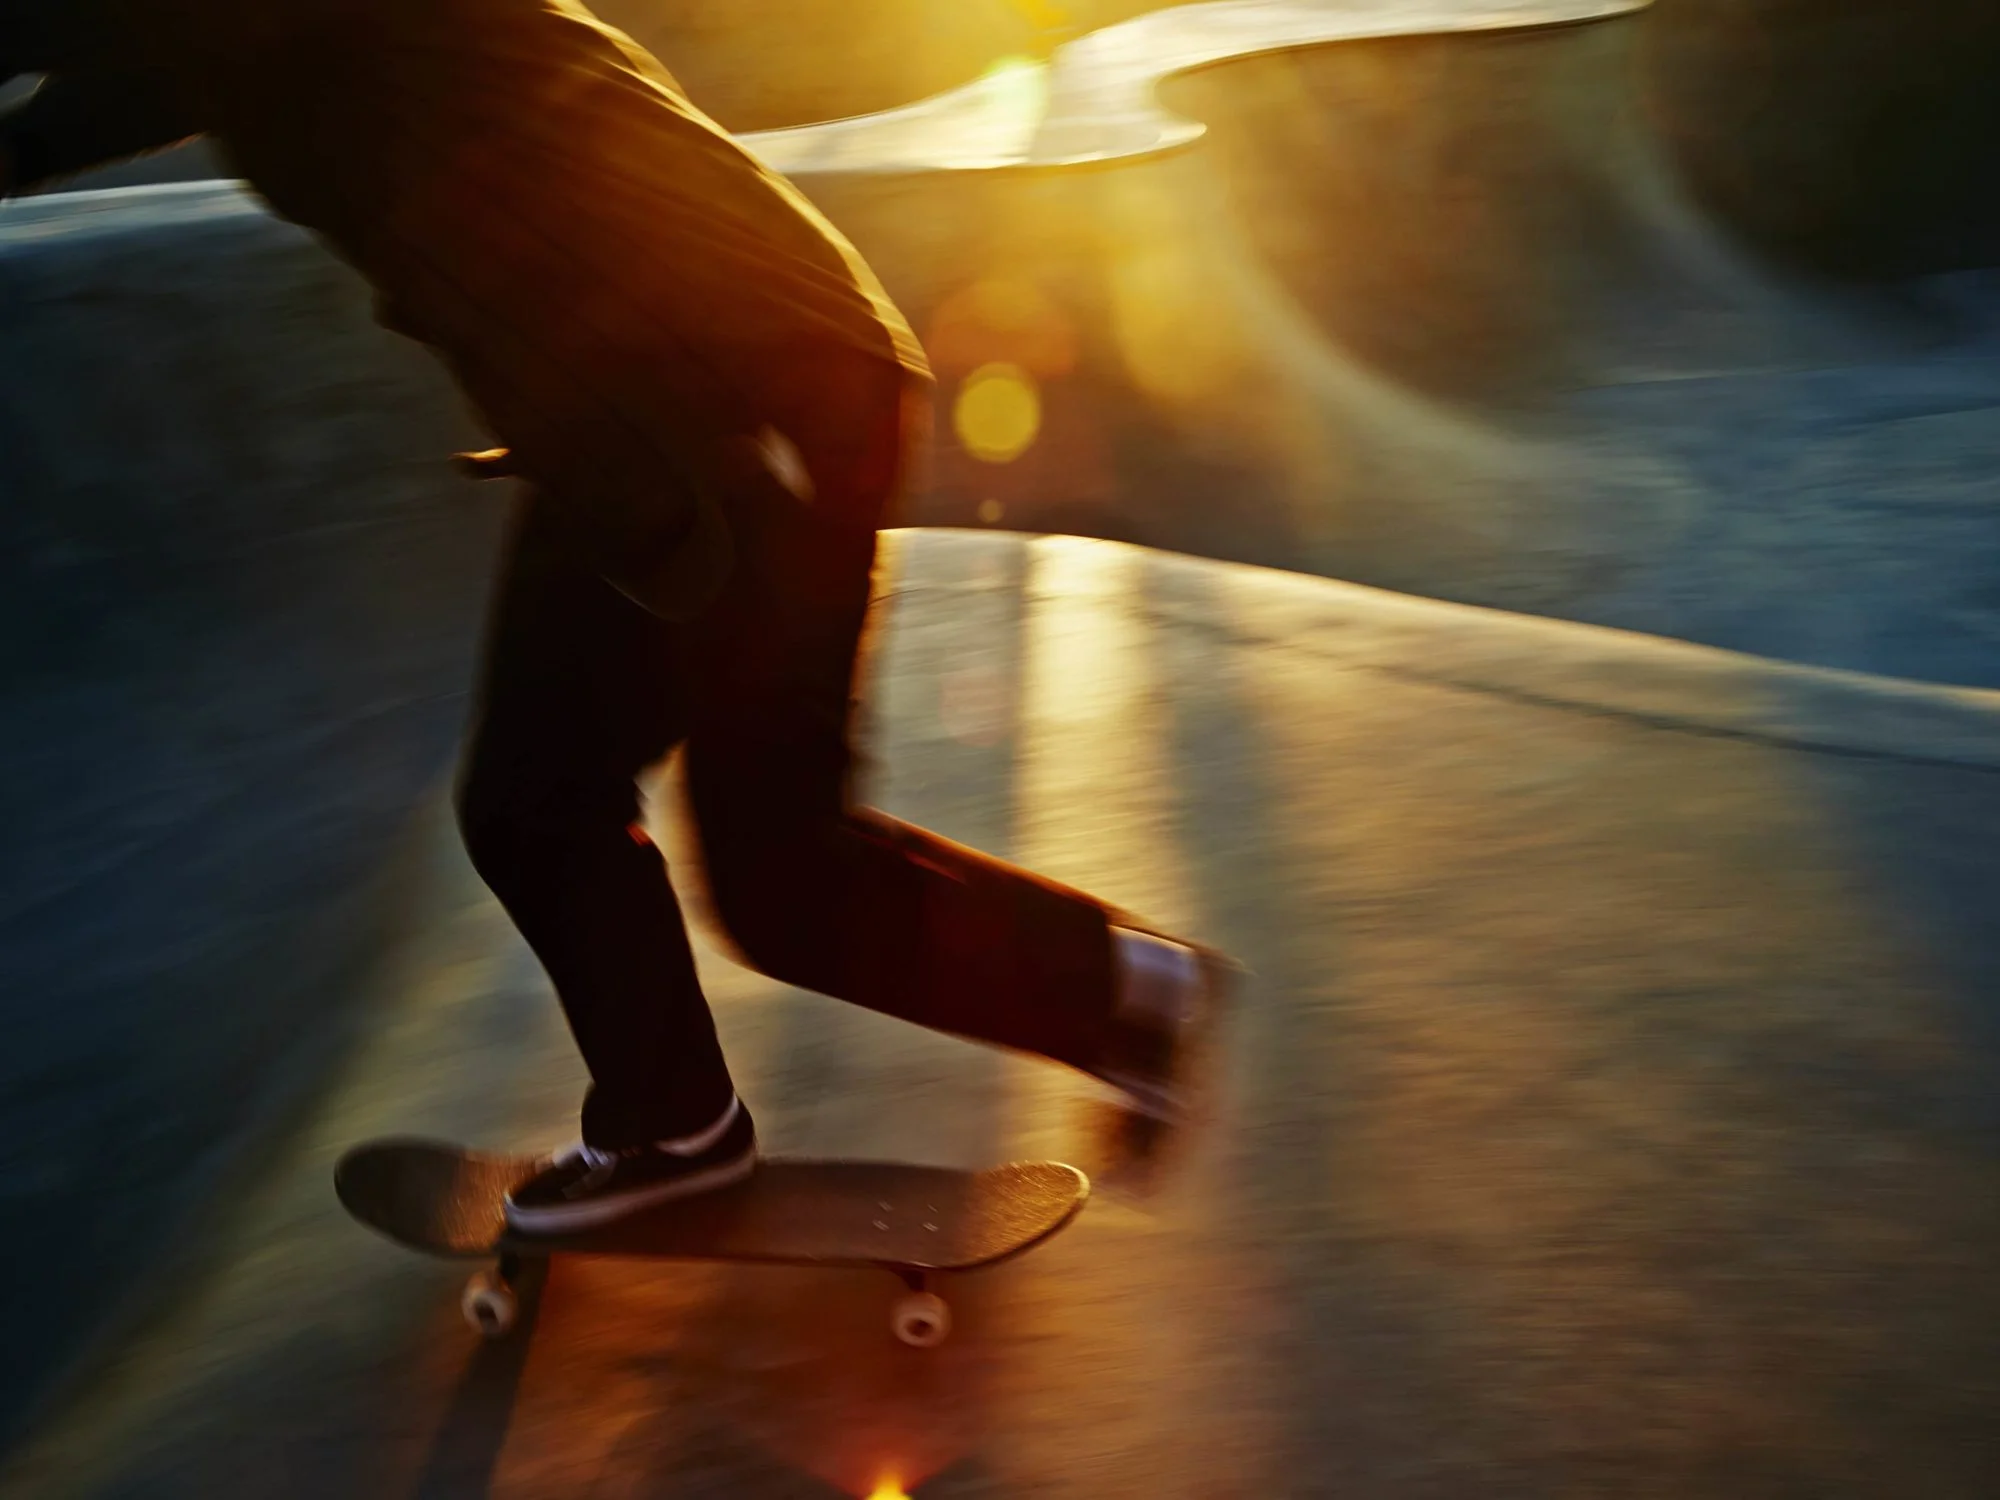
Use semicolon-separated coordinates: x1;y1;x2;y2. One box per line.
1;70;202;191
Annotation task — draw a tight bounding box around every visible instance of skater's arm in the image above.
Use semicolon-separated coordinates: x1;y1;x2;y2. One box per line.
0;70;201;193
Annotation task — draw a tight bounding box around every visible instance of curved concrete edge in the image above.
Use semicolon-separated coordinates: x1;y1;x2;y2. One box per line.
15;167;1962;756
9;2;1653;194
12;189;1988;721
745;0;1648;177
0;178;266;240
897;530;2000;772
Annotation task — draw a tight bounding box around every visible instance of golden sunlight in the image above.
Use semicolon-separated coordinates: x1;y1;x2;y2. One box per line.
1008;0;1071;30
1103;174;1246;408
864;1477;910;1500
929;276;1077;378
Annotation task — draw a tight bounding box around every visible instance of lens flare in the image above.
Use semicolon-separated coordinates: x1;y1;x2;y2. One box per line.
926;276;1077;380
954;362;1042;464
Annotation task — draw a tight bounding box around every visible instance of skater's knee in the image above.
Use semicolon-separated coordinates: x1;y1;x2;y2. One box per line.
454;756;635;882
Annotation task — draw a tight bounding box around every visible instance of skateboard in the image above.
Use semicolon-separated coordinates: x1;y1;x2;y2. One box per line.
335;1139;1089;1347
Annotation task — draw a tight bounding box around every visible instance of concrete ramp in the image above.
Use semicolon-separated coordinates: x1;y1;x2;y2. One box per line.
3;0;1993;1478
0;188;500;1447
26;4;2000;678
741;1;2000;687
6;530;1996;1498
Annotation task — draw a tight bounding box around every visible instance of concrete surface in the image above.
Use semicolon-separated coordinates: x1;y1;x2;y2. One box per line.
3;530;1996;1497
2;0;1996;1483
0;189;501;1449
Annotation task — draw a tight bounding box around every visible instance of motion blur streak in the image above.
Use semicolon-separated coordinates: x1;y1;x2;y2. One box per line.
1009;538;1197;1159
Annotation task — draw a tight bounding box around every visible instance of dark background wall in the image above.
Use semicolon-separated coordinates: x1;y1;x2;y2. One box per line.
1642;0;2000;276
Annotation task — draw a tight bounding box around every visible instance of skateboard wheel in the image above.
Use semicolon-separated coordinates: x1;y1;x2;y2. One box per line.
890;1290;951;1348
462;1269;519;1339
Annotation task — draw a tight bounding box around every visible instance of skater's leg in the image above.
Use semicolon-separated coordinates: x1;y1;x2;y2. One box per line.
685;439;1129;1076
456;491;736;1148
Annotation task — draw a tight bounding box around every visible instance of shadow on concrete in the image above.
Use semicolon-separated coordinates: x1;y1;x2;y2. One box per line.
410;1260;547;1500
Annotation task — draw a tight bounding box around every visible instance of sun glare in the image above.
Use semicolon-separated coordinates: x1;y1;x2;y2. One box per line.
972;54;1051;146
865;1478;910;1500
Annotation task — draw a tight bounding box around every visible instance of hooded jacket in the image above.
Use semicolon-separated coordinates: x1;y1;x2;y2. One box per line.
1;0;929;617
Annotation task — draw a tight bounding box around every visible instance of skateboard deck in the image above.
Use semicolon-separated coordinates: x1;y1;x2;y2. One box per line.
335;1139;1088;1345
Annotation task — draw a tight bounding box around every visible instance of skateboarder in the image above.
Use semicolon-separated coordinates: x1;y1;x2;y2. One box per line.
1;0;1230;1232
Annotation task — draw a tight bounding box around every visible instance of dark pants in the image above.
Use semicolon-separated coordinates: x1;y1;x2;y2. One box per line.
455;463;1123;1147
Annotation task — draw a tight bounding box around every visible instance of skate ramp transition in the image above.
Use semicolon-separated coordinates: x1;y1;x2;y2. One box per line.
3;0;1997;1467
755;0;2000;689
4;530;1999;1496
52;0;2000;681
0;192;500;1447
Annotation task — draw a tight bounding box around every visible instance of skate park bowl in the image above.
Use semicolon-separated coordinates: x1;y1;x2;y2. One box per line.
2;0;1998;1489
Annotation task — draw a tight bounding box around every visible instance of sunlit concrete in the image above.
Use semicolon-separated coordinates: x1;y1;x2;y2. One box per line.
747;0;1645;174
7;531;1996;1498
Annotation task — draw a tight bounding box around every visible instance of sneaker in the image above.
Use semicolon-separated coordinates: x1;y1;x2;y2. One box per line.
1091;938;1239;1122
505;1097;758;1234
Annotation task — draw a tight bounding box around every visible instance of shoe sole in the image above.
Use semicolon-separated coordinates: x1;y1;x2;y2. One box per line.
504;1149;758;1235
